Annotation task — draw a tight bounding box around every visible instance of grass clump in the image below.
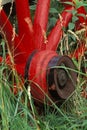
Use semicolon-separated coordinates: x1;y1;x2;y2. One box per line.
0;56;87;130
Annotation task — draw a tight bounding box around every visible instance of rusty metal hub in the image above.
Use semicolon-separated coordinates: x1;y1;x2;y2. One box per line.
57;68;68;88
47;55;77;101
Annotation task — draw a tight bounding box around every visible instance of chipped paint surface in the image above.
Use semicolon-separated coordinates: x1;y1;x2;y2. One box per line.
24;17;33;33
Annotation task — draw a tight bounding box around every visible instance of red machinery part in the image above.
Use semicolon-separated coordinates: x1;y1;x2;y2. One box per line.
33;0;50;50
60;0;87;59
25;50;77;103
46;6;74;51
0;0;86;104
0;9;27;64
60;0;87;27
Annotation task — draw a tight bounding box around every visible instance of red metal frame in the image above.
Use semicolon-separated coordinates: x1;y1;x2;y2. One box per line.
0;0;87;103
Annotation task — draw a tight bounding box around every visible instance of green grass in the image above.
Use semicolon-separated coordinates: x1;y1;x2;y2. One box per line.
0;0;87;129
0;56;87;130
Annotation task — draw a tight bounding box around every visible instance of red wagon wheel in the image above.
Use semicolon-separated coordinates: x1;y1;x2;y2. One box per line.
0;0;86;104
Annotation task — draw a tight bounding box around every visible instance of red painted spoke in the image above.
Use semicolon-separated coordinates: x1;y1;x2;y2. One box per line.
33;0;50;50
46;7;74;51
15;0;33;36
0;9;27;64
15;0;35;56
